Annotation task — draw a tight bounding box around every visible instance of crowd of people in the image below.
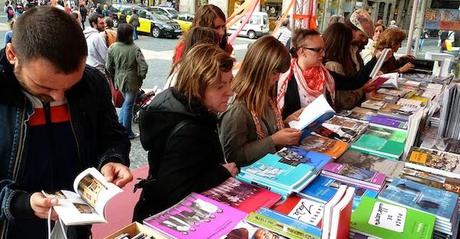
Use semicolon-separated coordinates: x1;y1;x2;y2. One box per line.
0;3;417;239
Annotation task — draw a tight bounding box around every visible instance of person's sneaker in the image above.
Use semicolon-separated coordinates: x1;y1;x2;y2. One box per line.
128;133;140;140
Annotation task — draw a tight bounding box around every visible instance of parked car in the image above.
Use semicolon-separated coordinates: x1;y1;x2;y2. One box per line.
150;6;193;33
227;12;269;39
114;6;182;38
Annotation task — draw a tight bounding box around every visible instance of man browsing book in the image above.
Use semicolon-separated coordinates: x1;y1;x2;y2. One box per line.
0;6;132;239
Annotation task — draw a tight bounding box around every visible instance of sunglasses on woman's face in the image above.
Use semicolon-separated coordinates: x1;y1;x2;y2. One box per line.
301;46;324;53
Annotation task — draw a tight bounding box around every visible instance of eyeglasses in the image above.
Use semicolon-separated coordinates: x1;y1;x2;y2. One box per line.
301;46;324;53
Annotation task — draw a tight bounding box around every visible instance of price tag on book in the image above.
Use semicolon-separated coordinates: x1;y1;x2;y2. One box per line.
368;202;406;232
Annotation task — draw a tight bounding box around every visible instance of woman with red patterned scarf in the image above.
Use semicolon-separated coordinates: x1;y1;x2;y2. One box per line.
219;36;301;167
277;29;335;120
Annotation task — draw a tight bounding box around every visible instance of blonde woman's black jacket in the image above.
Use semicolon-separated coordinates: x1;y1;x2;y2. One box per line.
133;88;230;221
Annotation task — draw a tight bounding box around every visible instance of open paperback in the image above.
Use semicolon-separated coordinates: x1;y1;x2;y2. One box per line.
42;167;122;225
288;95;335;134
369;48;391;79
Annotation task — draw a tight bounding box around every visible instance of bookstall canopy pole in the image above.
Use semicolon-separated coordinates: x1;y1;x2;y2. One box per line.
406;0;420;55
413;0;427;56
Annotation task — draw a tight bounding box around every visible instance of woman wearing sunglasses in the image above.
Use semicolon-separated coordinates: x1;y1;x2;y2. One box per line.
277;29;336;119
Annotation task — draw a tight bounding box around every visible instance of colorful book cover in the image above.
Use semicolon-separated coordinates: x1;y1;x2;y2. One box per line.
337;149;405;178
240;153;314;191
320;116;369;143
377;103;415;120
338;107;376;121
370;93;400;104
300;135;349;159
143;193;246;239
369;115;408;130
245;212;320;239
201;177;281;213
223;220;288;239
236;172;291;197
271;195;324;227
329;187;355;239
405;147;460;179
351;126;407;160
378;178;458;222
322;162;386;188
257;208;322;238
361;99;386;110
276;146;332;171
299;175;378;210
351;197;435;239
400;167;460;195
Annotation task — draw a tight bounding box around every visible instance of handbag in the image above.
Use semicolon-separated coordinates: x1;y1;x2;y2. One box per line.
107;76;124;108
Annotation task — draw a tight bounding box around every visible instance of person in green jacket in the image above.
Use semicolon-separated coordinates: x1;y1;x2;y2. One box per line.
106;23;148;139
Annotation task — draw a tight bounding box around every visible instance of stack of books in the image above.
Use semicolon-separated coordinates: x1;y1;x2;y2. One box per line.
405;147;460;179
351;125;407;160
378;178;459;237
236;147;331;197
321;162;386;191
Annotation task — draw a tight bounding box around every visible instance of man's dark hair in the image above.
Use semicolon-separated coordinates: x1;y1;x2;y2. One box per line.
88;12;103;28
105;17;114;28
117;23;133;44
13;6;87;73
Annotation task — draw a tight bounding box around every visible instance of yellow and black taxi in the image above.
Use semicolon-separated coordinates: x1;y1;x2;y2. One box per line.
111;4;182;38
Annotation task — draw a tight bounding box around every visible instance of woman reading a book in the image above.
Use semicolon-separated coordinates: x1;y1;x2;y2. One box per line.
323;22;383;111
133;43;238;221
375;28;415;74
277;29;336;119
219;36;301;167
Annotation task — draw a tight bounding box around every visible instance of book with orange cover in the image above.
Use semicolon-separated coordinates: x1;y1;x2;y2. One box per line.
300;135;349;159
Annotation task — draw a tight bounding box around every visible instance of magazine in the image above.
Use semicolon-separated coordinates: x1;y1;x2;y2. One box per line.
42;167;122;225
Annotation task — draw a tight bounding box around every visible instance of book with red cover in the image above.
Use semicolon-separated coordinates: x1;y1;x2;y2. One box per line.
201;177;281;213
329;187;355;239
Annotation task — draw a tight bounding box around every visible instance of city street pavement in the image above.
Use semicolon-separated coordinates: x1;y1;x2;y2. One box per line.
0;14;450;170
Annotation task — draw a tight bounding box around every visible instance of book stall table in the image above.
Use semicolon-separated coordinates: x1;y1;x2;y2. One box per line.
105;73;460;239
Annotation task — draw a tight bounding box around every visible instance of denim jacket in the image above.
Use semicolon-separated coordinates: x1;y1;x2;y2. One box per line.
0;49;131;237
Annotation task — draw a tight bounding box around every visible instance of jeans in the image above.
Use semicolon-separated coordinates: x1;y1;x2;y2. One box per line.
118;90;138;137
133;26;138;40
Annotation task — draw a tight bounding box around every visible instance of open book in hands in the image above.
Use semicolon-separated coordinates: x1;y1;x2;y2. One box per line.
288;94;335;133
370;72;399;89
42;167;122;225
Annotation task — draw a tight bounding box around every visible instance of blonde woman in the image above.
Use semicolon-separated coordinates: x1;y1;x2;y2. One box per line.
219;35;301;167
133;43;238;221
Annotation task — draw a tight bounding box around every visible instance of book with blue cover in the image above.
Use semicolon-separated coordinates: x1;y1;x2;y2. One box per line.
378;178;458;235
276;146;332;172
257;208;322;238
378;178;458;222
299;175;378;210
240;153;315;191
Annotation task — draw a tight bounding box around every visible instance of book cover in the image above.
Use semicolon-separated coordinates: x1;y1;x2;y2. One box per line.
337;149;405;178
300;135;349;159
351;197;435;239
236;172;292;197
143;193;247;239
339;107;376;121
322;162;386;188
399;167;460;195
240;153;314;191
276;146;332;171
369;115;408;130
329;187;355;239
377;103;416;120
201;177;281;213
377;88;411;97
299;175;378;210
223;220;288;239
245;212;320;239
361;99;386;111
378;178;458;222
420;137;460;155
370;93;399;104
405;147;460;179
257;208;322;238
42;167;122;225
351;126;407;160
271;195;324;227
321;116;369;143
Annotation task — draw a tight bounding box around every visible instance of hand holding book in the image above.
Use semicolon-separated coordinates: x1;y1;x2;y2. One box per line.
30;192;59;220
